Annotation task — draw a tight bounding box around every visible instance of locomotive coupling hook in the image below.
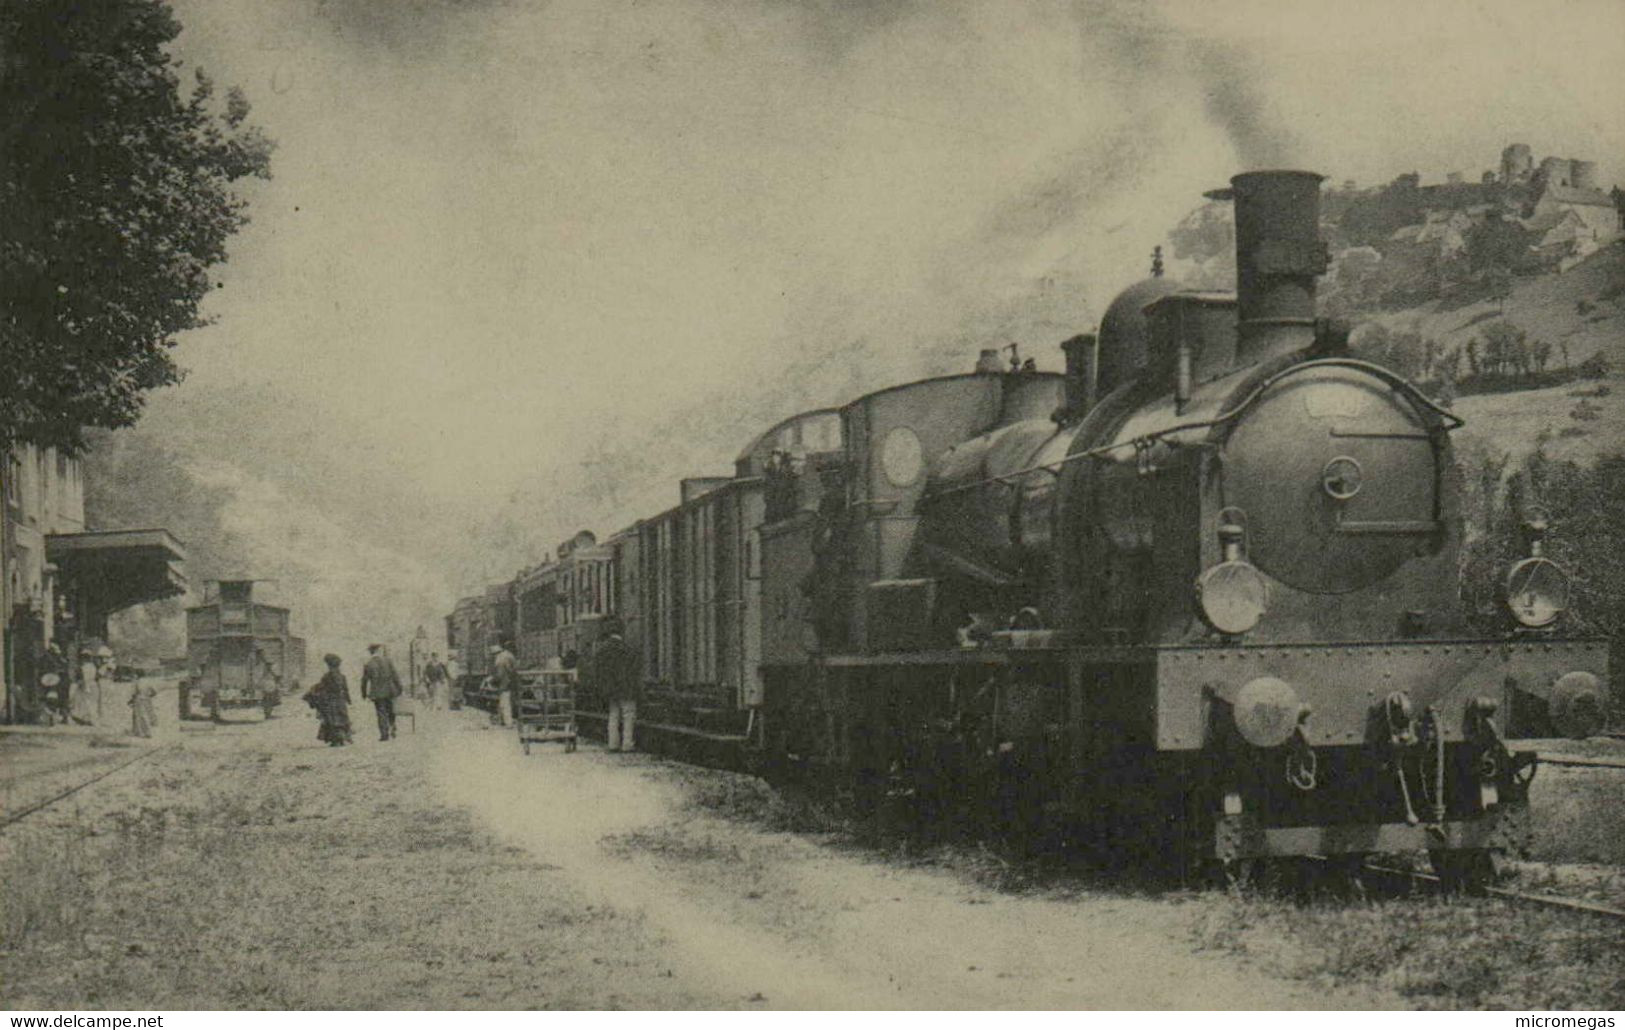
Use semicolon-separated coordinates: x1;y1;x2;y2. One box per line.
1285;711;1318;792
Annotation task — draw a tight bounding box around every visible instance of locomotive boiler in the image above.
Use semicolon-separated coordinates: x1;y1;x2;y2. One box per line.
753;170;1608;887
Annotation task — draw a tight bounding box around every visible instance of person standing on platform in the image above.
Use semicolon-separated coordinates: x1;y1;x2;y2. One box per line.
593;618;640;752
40;643;70;723
129;679;157;738
490;640;518;728
304;653;352;746
422;652;448;710
445;653;462;710
94;645;115;723
77;647;99;723
361;643;403;741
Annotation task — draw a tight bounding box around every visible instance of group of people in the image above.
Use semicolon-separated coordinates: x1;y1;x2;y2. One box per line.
302;643;412;746
481;618;641;751
35;641;156;738
299;621;643;753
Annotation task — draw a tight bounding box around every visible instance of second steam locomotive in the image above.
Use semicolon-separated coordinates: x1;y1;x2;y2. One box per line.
447;170;1609;888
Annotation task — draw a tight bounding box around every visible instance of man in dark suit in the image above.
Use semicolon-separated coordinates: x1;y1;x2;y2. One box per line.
592;619;640;752
361;643;403;741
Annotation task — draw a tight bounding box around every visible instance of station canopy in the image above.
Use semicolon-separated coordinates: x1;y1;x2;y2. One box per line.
46;528;187;618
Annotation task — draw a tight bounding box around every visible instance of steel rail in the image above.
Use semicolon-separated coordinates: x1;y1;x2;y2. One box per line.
1538;757;1625;771
1363;863;1625;921
0;742;179;831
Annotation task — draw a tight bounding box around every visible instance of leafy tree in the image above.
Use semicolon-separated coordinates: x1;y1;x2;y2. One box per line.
1485;266;1515;315
1465;208;1529;276
1435;367;1457;408
1323;245;1384;317
1578;353;1611;380
0;0;272;453
1480;321;1528;378
1441;345;1464;382
1338;175;1425;248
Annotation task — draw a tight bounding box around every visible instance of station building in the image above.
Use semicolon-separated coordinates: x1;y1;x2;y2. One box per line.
1;442;186;722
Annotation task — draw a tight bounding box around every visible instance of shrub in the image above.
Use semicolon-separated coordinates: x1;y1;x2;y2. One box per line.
1571;399;1602;421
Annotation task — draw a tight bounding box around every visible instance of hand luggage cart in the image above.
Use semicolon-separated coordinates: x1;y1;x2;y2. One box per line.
516;669;577;754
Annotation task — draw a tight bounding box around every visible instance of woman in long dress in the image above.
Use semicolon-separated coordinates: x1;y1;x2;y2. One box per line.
77;651;99;724
129;681;157;738
304;653;352;746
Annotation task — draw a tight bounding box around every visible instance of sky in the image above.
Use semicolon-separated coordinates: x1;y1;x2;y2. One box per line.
105;0;1625;661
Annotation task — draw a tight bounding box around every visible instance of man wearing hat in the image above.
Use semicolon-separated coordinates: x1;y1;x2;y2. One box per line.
361;643;404;741
592;617;640;752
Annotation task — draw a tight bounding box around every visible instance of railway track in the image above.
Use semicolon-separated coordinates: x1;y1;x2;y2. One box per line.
1359;862;1625;922
0;742;179;831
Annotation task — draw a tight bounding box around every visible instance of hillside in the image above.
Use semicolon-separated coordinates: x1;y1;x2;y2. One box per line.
1367;241;1625;370
1452;378;1625;467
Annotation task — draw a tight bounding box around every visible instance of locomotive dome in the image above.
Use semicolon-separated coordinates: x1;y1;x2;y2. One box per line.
1096;274;1182;398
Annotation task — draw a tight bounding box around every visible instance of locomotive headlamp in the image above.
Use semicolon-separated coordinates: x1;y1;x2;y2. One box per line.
1504;556;1570;628
1233;676;1305;748
1505;506;1569;628
1195;516;1270;635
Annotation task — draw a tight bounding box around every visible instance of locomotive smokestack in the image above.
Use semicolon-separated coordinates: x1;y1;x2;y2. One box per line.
1207;170;1328;368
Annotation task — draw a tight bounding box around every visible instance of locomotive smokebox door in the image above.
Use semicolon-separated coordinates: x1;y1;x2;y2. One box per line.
1221;365;1444;595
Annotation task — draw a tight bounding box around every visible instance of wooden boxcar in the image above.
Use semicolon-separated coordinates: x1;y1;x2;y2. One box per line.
582;409;840;760
180;580;306;720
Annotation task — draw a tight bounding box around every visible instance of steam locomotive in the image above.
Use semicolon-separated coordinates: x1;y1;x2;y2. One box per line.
448;170;1609;889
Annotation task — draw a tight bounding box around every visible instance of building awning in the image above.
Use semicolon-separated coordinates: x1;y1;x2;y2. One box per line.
47;529;187;616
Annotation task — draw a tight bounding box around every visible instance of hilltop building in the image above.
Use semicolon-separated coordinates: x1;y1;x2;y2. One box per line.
1377;144;1621;276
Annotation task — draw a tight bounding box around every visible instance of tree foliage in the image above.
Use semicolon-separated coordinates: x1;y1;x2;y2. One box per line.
1464;208;1528;276
0;0;272;453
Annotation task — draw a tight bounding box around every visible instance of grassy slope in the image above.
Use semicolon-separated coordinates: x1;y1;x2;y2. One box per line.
1370;242;1625;373
1451;376;1625;466
1357;243;1625;464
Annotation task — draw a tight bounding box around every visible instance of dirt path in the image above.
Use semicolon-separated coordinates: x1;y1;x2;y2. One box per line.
4;702;1399;1008
430;719;1398;1009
